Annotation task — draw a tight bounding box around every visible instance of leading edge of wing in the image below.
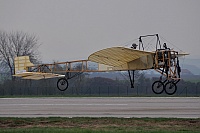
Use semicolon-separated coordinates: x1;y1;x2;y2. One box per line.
88;47;153;67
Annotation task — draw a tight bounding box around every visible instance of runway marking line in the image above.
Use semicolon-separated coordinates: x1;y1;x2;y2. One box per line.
0;104;128;106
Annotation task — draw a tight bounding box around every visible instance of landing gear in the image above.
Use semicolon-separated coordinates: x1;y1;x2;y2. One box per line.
57;78;69;91
128;70;135;88
164;81;177;95
56;71;83;91
152;80;177;95
152;81;164;94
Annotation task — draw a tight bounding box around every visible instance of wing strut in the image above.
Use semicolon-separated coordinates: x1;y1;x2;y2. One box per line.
128;70;135;88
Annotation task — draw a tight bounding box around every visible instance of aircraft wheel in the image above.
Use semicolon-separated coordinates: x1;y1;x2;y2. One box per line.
164;81;177;95
152;81;165;94
57;78;68;91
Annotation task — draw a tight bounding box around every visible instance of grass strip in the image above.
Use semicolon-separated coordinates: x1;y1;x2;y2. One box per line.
0;117;199;133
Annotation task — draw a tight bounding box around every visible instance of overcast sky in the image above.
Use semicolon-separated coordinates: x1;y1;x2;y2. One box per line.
0;0;199;62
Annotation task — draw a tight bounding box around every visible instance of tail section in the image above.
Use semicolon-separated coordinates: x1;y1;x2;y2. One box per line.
14;56;34;74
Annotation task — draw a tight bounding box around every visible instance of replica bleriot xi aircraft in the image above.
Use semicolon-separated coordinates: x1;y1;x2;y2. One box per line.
13;34;188;95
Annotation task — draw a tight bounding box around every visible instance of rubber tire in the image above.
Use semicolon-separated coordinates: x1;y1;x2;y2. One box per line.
164;81;177;95
57;78;68;91
152;81;165;94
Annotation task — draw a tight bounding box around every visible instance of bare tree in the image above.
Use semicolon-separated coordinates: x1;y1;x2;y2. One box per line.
0;30;41;78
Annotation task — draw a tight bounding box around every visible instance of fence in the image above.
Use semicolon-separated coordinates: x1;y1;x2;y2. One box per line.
0;78;199;97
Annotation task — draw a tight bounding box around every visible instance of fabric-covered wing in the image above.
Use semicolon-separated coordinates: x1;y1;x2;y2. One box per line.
88;47;154;70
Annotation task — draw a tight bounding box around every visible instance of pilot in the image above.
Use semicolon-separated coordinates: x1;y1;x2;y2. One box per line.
163;43;170;50
131;43;138;49
163;43;167;49
163;43;171;67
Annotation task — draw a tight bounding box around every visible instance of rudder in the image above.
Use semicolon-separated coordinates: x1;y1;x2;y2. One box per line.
14;56;34;74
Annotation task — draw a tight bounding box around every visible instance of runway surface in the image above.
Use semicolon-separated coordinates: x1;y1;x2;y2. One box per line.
0;97;199;118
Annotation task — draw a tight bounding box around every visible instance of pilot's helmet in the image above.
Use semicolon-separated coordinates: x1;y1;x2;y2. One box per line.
163;43;167;49
131;43;138;49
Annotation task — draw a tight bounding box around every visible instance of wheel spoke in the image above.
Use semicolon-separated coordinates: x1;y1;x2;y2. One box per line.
152;81;165;94
164;81;177;95
57;78;68;91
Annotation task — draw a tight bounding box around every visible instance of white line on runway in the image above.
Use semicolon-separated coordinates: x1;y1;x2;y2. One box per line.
0;104;128;106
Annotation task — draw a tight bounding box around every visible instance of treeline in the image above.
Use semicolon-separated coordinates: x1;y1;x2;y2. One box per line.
0;75;199;96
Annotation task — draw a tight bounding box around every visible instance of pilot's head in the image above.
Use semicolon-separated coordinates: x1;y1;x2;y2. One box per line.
163;43;167;49
131;43;138;49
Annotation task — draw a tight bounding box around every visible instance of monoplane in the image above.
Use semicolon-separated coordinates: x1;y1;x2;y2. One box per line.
13;34;189;95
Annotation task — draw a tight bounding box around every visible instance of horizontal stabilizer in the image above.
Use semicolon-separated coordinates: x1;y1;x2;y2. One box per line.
13;72;65;80
14;56;65;80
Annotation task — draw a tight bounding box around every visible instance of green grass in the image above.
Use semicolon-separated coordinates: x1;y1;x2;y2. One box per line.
0;117;199;133
1;128;199;133
0;128;97;133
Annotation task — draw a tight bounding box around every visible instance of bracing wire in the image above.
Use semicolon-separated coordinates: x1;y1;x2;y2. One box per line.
120;34;183;52
144;36;157;51
120;34;160;51
160;35;183;52
118;34;187;56
160;35;188;71
121;36;157;50
121;38;139;47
